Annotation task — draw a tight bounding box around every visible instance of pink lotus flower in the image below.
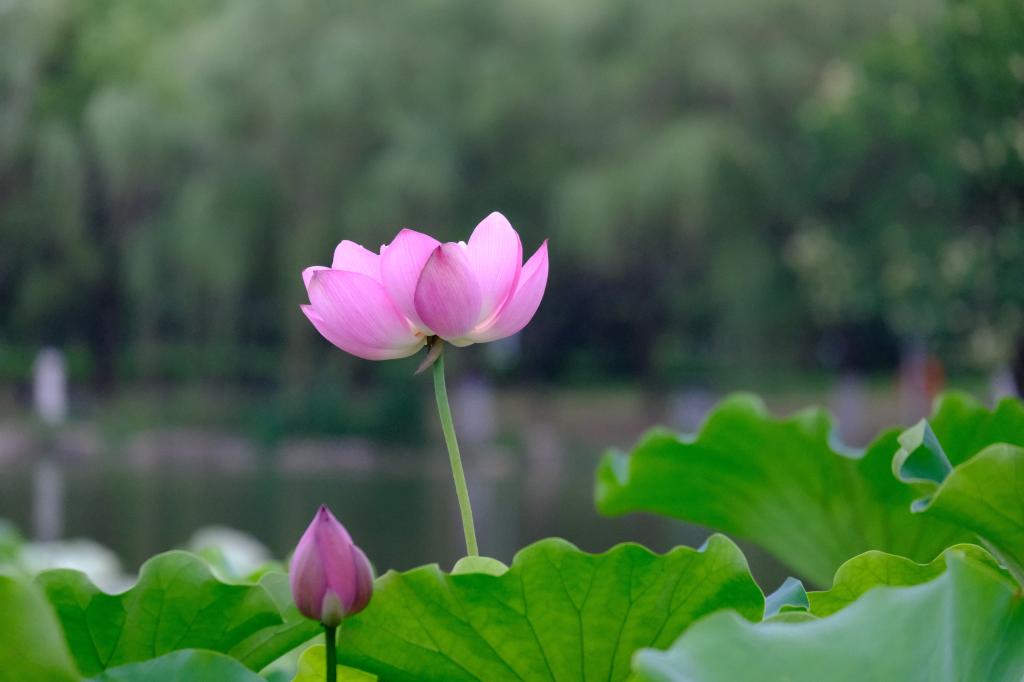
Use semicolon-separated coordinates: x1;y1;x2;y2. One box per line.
290;505;374;626
301;213;548;360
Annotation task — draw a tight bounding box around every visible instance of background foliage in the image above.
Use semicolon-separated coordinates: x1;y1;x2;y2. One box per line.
2;0;1020;392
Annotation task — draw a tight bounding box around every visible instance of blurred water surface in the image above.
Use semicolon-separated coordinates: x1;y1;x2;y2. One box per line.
0;438;698;575
1;379;973;591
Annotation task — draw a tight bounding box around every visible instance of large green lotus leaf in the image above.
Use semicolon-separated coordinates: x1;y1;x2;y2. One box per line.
807;543;999;616
36;550;303;676
230;572;321;670
595;392;1023;585
762;544;1000;622
894;409;1024;583
632;551;1024;681
762;577;808;618
87;650;265;681
0;573;78;682
903;394;1024;466
336;535;762;682
292;645;377;681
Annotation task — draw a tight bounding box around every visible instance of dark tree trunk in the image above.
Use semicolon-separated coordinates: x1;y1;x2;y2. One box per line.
82;142;120;392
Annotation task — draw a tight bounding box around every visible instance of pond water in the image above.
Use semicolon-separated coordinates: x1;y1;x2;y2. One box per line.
0;437;792;588
2;380;907;590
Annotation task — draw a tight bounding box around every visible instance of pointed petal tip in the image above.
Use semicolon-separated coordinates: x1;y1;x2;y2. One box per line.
467;213;523;322
528;239;550;268
467;238;548;343
302;265;329;290
395;227;432;241
332;240;381;280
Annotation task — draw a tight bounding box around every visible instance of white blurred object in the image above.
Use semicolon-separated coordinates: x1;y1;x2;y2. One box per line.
831;373;868;447
452;375;496;447
31;459;63;541
188;526;273;578
20;539;126;592
990;365;1018;402
33;348;67;425
32;348;67;541
667;388;716;433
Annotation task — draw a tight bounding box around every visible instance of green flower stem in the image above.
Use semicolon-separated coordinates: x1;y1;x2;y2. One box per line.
324;624;336;682
432;346;479;556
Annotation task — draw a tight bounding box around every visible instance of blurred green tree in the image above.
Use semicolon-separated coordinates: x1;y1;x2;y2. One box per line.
16;0;1012;393
790;0;1024;373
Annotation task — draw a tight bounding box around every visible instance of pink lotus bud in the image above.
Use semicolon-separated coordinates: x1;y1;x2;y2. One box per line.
289;505;374;626
301;212;549;360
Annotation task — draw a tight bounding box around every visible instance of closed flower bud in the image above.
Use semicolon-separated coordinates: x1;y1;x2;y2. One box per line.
289;505;374;626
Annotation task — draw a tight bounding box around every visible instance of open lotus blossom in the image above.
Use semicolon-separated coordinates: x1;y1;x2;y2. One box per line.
301;212;548;360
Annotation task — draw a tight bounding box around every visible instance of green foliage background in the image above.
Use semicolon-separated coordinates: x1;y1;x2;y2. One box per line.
0;0;1020;387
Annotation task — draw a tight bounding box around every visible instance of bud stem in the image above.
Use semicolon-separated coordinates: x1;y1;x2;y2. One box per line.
431;347;479;556
324;624;337;682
